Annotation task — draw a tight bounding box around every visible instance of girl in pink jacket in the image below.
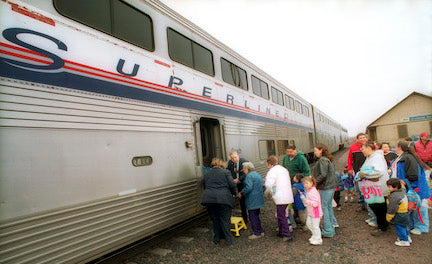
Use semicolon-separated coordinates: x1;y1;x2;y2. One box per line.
302;176;323;245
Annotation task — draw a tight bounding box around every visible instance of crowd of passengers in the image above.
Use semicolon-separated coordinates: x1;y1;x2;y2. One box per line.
201;132;432;247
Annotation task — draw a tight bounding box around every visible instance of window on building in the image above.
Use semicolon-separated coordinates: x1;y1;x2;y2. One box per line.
221;58;248;90
252;75;269;100
271;87;284;106
397;124;408;138
54;0;154;51
258;140;276;159
167;28;214;76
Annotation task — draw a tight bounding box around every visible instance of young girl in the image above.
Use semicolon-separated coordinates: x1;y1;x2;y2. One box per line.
302;176;323;245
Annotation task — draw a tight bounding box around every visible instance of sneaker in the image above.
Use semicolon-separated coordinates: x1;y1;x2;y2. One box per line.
333;224;340;228
344;197;348;202
365;219;377;227
410;229;422;235
397;236;412;243
310;240;323;245
350;197;354;202
336;206;342;211
395;240;410;247
248;234;263;240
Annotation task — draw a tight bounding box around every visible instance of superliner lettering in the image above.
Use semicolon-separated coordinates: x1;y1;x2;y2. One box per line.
2;27;66;70
0;27;311;129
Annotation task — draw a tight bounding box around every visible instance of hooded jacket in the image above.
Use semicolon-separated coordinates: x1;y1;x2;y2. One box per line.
282;151;310;180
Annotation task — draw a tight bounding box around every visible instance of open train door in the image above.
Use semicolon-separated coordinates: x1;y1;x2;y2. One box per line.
193;117;226;171
193;117;226;205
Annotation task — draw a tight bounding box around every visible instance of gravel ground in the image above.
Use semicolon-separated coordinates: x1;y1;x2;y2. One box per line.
124;149;432;264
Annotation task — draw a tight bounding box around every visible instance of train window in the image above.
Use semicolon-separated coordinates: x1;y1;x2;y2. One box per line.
295;100;302;114
252;76;269;100
271;87;284;106
221;58;248;90
258;140;276;160
54;0;155;51
112;0;154;51
193;43;215;76
303;105;310;117
167;29;193;68
167;28;214;76
54;0;111;33
277;140;289;156
285;95;295;110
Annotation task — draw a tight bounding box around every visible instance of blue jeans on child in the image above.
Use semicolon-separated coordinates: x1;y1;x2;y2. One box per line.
319;188;338;237
366;204;377;224
395;224;410;242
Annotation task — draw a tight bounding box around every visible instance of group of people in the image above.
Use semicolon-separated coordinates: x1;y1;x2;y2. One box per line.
200;132;431;247
200;143;340;246
346;132;432;246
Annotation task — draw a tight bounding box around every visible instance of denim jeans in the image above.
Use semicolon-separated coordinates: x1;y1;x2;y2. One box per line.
395;224;410;241
319;188;337;237
366;204;377;224
288;208;297;228
355;182;365;206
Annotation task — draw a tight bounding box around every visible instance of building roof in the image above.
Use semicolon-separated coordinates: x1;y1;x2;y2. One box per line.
366;91;432;129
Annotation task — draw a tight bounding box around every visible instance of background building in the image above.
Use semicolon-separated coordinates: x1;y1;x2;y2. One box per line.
366;92;432;146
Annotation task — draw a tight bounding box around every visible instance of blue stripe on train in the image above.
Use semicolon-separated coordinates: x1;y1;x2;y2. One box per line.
0;61;312;131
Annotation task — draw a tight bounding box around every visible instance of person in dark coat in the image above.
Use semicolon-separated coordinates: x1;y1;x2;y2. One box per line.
201;158;237;246
313;144;339;238
227;151;249;223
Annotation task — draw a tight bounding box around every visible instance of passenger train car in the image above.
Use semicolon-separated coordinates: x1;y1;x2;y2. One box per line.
0;0;348;262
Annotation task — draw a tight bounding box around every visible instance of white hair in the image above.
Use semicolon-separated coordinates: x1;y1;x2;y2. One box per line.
242;162;255;171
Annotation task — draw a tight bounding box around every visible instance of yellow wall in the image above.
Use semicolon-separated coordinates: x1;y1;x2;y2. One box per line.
368;93;432;147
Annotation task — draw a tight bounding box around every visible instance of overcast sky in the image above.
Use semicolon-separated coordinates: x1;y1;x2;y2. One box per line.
160;0;432;136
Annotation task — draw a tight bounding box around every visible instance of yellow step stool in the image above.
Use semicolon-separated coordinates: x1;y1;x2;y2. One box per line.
230;216;247;237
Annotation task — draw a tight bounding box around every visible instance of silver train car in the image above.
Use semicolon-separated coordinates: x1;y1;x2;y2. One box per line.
0;0;348;262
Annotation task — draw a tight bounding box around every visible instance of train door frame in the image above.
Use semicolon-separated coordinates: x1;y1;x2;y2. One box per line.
193;117;226;175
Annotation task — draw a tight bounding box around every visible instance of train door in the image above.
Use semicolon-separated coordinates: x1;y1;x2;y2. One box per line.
193;117;226;175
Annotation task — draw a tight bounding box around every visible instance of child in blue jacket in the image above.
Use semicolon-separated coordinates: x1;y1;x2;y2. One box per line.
292;173;307;229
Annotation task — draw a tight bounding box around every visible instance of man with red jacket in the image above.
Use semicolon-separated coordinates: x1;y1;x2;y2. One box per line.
347;133;368;207
415;132;432;167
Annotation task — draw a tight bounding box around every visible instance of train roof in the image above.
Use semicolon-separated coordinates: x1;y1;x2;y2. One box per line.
146;0;310;104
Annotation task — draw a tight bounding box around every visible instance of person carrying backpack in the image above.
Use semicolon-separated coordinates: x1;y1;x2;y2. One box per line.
390;140;431;235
